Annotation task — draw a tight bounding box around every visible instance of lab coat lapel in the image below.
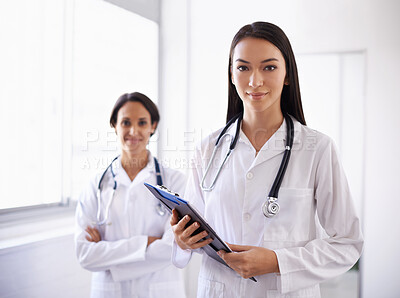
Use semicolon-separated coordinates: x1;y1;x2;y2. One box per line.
113;153;155;188
129;153;155;188
248;130;285;169
113;157;132;187
250;116;301;170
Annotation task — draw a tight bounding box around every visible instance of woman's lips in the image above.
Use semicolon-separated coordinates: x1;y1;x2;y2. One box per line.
125;138;140;145
247;92;268;100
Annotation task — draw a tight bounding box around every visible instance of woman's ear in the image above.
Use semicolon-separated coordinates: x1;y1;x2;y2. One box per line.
230;66;235;85
284;77;290;85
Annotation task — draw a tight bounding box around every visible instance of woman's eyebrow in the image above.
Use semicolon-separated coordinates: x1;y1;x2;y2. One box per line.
235;58;279;63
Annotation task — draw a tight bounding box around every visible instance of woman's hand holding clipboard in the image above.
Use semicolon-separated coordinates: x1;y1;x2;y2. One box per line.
144;182;257;282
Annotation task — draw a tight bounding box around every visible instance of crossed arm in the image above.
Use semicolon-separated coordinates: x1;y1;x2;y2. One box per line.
85;226;160;246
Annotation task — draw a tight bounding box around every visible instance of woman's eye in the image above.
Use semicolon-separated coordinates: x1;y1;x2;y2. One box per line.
264;65;277;71
139;120;147;126
237;65;249;71
122;120;130;126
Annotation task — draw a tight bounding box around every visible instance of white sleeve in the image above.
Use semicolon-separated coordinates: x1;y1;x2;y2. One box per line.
110;225;176;281
109;168;188;281
74;178;147;272
172;149;206;268
274;140;364;294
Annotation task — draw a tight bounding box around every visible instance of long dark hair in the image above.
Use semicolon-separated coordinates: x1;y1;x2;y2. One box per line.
227;22;306;125
110;92;160;136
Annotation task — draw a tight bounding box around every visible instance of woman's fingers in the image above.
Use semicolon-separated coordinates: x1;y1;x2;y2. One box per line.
92;227;101;242
174;214;192;232
226;243;253;252
170;209;179;226
85;226;101;243
147;236;161;246
85;227;95;242
181;221;201;238
188;237;214;249
170;210;213;250
186;230;208;245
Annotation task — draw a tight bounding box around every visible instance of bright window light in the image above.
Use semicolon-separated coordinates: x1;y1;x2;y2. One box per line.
0;0;159;209
70;0;159;200
0;0;64;209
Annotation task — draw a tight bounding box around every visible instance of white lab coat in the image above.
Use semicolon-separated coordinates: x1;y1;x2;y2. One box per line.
75;152;186;298
172;116;363;298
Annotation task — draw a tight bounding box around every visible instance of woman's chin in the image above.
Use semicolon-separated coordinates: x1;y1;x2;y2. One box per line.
122;144;145;154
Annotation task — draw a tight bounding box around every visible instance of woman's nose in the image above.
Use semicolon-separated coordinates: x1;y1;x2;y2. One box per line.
129;125;137;135
249;70;263;88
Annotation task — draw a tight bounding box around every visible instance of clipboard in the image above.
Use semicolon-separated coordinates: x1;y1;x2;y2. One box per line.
144;182;257;282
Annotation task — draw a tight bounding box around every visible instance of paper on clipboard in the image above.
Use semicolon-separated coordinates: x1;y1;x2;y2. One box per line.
144;182;257;282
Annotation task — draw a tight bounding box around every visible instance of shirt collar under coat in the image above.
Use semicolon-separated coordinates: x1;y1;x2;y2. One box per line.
223;114;302;168
111;151;157;188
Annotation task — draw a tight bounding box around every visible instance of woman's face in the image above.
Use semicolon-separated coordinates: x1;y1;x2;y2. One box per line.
231;37;287;115
115;101;156;155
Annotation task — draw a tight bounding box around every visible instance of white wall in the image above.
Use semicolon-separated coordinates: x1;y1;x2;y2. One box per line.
160;0;400;297
0;235;91;298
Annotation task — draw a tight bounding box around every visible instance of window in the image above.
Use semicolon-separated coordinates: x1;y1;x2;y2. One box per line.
69;0;159;201
0;0;65;209
0;0;159;209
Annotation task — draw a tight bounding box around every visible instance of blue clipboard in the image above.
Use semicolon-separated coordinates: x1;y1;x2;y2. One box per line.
144;182;257;282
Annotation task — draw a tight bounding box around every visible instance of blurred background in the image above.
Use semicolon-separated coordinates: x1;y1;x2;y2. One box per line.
0;0;399;297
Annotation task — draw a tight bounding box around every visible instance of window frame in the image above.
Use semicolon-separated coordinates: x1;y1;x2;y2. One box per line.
0;0;160;230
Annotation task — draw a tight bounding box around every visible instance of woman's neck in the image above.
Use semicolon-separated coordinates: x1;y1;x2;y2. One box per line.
241;109;283;154
120;150;149;181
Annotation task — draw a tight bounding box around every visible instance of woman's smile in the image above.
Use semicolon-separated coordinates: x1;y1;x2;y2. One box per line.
124;136;141;146
246;91;269;100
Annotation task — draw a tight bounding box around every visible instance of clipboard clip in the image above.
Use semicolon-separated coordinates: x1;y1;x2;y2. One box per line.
157;185;180;197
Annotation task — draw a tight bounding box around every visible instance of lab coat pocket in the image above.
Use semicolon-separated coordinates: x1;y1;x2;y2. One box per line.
263;188;314;248
197;277;225;298
149;281;185;298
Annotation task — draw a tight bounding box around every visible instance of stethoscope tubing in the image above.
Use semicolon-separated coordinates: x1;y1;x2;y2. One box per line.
267;114;294;199
200;114;242;191
200;113;294;218
96;156;119;225
95;155;165;226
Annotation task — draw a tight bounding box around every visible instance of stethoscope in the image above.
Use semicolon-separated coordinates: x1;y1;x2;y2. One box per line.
200;113;294;218
95;156;166;226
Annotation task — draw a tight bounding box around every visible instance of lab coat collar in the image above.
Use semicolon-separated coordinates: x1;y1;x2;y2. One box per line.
224;114;301;144
224;114;302;168
112;151;157;187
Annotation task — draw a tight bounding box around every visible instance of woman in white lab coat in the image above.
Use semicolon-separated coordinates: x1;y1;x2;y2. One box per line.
170;22;363;297
75;92;186;298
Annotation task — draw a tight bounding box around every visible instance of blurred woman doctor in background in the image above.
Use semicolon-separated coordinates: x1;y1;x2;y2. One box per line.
75;92;186;298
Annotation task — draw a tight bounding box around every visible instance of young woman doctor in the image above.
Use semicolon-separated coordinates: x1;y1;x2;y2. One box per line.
171;22;363;297
75;92;186;298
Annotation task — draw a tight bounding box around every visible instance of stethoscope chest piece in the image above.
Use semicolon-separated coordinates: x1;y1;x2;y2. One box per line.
262;197;280;218
155;202;166;216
